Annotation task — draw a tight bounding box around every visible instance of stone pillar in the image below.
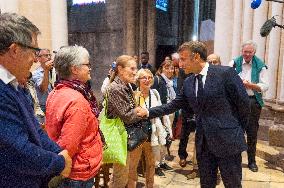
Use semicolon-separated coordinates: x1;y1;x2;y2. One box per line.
242;0;253;42
266;3;283;100
280;57;284;102
146;0;156;66
214;0;233;65
0;0;18;13
125;0;136;55
231;0;243;59
252;1;268;60
50;0;68;51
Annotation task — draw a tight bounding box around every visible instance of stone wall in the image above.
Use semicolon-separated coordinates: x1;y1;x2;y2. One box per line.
68;1;124;94
260;103;284;147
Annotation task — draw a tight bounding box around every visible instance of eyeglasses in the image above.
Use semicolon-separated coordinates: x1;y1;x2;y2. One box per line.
15;42;41;55
38;54;51;58
208;60;220;65
139;76;153;81
81;63;91;69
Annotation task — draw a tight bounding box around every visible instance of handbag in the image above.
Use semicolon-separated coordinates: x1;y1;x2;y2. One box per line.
172;110;182;139
99;92;128;166
125;119;151;151
125;88;152;151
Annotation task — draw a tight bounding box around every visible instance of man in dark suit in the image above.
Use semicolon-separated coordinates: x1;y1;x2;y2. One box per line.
137;41;250;187
138;51;156;75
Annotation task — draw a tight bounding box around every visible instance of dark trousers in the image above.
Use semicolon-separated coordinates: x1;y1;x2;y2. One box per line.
197;138;242;188
245;97;262;164
178;111;194;159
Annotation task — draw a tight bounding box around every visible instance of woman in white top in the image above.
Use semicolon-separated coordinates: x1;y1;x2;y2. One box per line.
129;69;172;182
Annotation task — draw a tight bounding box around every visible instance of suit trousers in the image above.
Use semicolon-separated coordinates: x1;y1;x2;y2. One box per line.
178;111;192;159
246;97;262;164
197;138;242;188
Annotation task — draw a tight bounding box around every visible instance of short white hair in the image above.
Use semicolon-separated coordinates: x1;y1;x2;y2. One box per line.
242;40;257;52
54;45;89;79
171;52;179;60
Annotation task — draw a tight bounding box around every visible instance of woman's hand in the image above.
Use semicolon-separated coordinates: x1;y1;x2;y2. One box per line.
136;107;148;117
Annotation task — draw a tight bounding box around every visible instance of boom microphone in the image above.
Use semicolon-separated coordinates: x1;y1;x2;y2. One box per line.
260;17;277;37
260;16;284;37
260;16;278;37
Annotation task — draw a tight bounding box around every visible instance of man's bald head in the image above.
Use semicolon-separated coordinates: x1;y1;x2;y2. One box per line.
207;54;221;65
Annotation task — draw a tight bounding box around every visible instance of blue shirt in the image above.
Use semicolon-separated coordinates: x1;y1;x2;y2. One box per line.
32;66;53;112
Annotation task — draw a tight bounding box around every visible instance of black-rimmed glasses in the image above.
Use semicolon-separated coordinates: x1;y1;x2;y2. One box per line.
15;42;41;54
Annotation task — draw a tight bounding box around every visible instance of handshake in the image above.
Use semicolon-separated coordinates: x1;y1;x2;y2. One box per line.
135;106;149;118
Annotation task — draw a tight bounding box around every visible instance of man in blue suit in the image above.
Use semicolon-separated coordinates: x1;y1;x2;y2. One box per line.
138;41;250;187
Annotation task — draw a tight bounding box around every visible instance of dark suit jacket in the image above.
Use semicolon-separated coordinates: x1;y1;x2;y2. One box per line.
149;65;250;157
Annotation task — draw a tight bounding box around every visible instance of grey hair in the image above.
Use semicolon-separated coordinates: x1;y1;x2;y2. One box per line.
171;52;179;60
0;13;40;55
242;40;257;52
54;45;90;79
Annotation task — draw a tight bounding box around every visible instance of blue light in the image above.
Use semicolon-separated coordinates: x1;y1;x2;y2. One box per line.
156;0;168;12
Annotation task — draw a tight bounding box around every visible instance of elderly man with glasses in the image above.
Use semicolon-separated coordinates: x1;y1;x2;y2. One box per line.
0;13;72;187
32;48;56;117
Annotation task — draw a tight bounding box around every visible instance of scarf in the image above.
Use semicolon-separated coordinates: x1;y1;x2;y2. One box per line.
161;73;176;102
55;79;100;117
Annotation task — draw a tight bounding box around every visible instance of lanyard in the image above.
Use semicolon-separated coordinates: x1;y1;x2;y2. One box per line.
139;90;151;108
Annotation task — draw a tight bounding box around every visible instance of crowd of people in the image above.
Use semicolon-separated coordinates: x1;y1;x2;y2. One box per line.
0;12;268;188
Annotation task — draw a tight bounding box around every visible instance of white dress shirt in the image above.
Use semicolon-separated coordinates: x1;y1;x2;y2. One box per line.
195;62;209;97
228;59;268;96
0;64;19;89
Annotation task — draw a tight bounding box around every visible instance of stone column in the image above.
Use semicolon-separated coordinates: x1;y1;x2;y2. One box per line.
231;0;243;59
0;0;18;13
214;0;233;65
125;0;136;55
252;1;268;60
280;57;284;102
278;4;284;102
242;0;253;42
50;0;68;51
147;0;156;66
139;0;146;53
266;3;283;100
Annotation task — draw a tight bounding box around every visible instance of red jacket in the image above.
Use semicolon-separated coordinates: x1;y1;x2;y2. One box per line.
46;86;102;180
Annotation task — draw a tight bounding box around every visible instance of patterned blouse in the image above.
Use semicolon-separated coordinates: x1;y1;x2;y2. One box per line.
106;76;141;125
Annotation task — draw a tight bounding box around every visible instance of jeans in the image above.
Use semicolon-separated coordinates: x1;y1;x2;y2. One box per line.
58;178;94;188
